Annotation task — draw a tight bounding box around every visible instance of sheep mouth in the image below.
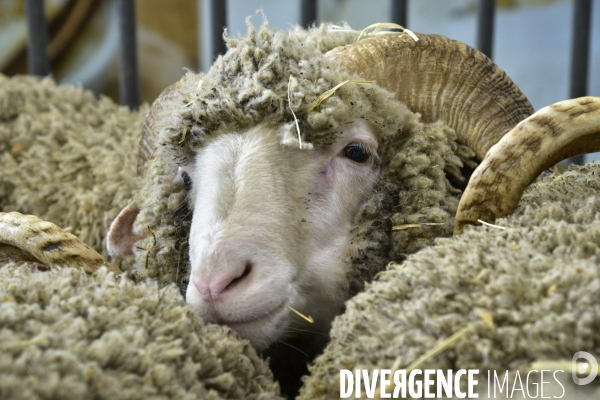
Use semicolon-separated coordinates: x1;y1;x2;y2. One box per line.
222;303;287;336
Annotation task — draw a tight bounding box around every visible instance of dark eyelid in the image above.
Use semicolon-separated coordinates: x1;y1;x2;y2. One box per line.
182;171;193;191
364;143;380;164
343;143;368;164
355;143;372;155
345;142;380;164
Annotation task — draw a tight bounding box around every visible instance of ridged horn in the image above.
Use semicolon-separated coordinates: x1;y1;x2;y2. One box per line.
455;96;600;234
0;212;121;274
325;32;534;160
137;81;182;176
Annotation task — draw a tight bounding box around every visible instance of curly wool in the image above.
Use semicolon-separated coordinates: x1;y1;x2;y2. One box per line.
300;162;600;399
0;263;282;400
130;21;474;296
0;74;143;263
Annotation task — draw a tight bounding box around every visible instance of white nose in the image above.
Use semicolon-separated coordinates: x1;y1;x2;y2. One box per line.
193;261;252;301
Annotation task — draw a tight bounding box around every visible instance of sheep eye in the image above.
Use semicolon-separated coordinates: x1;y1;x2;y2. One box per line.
343;143;371;164
182;171;193;191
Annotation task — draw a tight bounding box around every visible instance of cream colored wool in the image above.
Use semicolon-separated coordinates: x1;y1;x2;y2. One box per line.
0;74;283;399
299;162;600;399
2;25;598;400
0;263;282;400
130;20;475;296
0;74;144;262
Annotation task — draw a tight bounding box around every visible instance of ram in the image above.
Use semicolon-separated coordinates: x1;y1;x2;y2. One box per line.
1;22;599;398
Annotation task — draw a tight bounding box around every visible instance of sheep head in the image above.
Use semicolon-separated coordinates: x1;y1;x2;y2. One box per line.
178;120;381;350
105;22;600;355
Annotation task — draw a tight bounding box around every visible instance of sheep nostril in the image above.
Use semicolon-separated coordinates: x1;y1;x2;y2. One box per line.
225;262;252;291
194;261;254;301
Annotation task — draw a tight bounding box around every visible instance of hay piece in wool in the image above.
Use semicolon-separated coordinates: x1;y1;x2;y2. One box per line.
0;263;282;400
299;162;600;399
0;74;145;261
128;21;475;297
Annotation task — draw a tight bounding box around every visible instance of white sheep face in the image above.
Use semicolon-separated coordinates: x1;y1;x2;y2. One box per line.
182;120;380;351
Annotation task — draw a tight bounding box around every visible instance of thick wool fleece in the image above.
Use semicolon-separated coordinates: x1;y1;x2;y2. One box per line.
0;74;144;263
130;21;474;297
300;162;600;399
0;263;282;400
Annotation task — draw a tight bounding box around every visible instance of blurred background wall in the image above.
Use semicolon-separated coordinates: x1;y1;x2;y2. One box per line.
224;0;599;112
1;0;598;160
1;0;198;103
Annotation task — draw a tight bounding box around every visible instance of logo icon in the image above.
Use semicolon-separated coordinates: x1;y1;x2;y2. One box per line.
572;351;598;385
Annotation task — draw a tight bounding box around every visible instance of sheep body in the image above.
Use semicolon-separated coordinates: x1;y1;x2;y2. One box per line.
0;74;143;262
0;263;282;400
0;74;282;399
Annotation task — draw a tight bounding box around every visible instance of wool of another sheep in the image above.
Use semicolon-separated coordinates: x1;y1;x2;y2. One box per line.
300;162;600;399
0;263;282;400
0;73;283;399
0;74;143;265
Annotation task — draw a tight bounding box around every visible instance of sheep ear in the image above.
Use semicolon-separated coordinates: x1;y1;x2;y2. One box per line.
106;204;144;256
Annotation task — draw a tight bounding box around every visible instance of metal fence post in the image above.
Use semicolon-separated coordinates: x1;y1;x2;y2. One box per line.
199;0;228;71
477;0;496;59
117;0;140;110
301;0;318;27
568;0;593;165
24;0;51;76
391;0;408;27
211;0;228;60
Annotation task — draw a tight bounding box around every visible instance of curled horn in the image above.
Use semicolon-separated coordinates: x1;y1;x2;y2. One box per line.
455;96;600;234
0;212;121;274
325;32;534;160
137;81;182;176
327;31;600;234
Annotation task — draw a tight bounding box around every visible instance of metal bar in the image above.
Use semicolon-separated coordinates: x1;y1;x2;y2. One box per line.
567;0;593;165
117;0;140;110
199;0;209;71
211;0;228;60
391;0;408;27
198;0;202;70
24;0;51;76
301;0;317;28
570;0;592;99
476;0;495;59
